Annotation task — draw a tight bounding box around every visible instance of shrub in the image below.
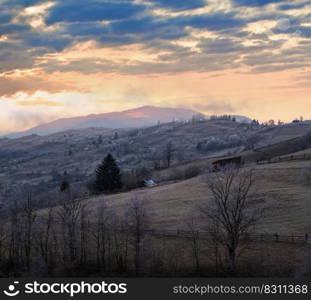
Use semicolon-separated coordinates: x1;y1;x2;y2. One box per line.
184;166;201;179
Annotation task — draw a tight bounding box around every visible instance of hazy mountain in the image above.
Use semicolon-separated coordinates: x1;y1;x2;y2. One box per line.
7;106;198;138
6;105;253;138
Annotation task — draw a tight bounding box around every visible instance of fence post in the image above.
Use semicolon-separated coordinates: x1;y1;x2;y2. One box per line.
305;233;309;242
274;233;279;242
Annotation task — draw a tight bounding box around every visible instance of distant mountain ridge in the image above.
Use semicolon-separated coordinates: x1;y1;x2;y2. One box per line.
6;105;252;138
7;106;198;138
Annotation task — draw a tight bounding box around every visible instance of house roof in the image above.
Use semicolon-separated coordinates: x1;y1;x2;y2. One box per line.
212;156;242;164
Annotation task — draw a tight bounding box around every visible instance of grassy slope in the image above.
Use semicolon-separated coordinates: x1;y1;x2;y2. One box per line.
86;159;311;235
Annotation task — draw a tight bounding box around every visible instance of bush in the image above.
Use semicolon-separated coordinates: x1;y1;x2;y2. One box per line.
122;167;154;191
184;166;201;179
122;172;140;190
196;135;245;153
159;165;201;183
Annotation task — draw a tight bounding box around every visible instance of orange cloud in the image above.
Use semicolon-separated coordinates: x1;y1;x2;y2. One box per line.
16;98;64;107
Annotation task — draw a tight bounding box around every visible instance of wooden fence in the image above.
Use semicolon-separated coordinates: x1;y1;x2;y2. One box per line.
143;229;310;244
257;153;311;165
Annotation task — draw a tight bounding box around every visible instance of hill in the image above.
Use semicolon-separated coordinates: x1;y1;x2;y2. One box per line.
1;119;311;206
0;119;251;199
5;105;254;138
7;106;199;138
86;160;311;234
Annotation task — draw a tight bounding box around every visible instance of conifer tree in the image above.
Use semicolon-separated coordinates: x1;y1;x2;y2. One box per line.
60;180;70;192
93;154;122;194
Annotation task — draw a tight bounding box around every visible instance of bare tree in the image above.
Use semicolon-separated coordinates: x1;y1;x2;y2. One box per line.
57;189;82;272
8;199;23;271
79;202;89;267
246;134;260;150
37;206;54;271
112;214;130;274
202;167;263;273
186;217;201;272
91;201;111;272
164;141;174;168
20;192;37;272
127;195;149;275
209;220;223;275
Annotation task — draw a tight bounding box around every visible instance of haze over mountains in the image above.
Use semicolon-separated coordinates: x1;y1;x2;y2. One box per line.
7;106;197;138
5;105;252;138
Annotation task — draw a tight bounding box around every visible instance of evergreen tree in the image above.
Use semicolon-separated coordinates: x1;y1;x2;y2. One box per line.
93;154;122;194
60;180;70;192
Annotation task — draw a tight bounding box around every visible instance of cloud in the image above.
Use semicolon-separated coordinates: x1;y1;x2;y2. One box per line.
61;11;245;48
2;0;52;8
63;17;187;44
174;13;245;31
251;63;307;73
278;2;309;10
0;73;74;96
193;100;236;113
296;26;311;38
40;57;118;74
0;23;30;35
25;33;72;51
0;45;37;72
16;99;64;107
0;0;309;80
0;97;56;132
199;38;245;54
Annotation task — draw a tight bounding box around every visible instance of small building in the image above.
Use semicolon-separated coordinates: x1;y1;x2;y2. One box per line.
212;156;242;170
144;179;157;187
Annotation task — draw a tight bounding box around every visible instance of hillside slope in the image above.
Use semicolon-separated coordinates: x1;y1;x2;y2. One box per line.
7;106;199;137
1;120;311;205
0;119;253;195
86;160;311;234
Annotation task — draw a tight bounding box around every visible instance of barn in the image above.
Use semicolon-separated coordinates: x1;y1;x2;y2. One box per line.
212;156;242;170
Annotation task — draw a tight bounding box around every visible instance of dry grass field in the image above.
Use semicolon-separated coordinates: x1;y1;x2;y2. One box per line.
85;158;311;235
72;158;311;275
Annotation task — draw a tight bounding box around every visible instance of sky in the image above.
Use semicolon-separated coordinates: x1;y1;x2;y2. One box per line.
0;0;311;132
